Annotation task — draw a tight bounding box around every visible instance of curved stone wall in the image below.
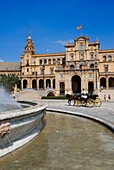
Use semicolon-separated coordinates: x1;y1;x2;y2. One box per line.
0;101;47;157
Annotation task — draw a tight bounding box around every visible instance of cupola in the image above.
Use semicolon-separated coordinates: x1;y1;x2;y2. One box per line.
24;33;35;54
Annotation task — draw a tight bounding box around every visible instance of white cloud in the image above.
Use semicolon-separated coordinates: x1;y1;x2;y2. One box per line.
55;39;74;45
0;59;3;62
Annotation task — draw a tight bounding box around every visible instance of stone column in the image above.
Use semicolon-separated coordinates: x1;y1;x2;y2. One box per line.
65;72;71;94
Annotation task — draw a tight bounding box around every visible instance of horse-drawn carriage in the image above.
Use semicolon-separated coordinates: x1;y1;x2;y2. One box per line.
66;93;102;108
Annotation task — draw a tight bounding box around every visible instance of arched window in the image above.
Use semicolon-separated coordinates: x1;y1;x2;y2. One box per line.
48;59;51;65
79;64;82;69
26;60;29;66
90;64;94;69
90;53;94;60
70;65;74;70
103;56;106;61
57;58;60;64
70;53;74;60
53;59;56;64
108;55;112;61
44;59;47;65
39;59;42;65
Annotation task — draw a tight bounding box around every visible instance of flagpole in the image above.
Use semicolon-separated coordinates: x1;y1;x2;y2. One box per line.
76;24;82;36
80;24;82;36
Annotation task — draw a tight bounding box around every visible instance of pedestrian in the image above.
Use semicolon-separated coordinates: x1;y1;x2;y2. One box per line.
104;94;106;101
82;88;87;95
81;89;87;99
108;94;111;101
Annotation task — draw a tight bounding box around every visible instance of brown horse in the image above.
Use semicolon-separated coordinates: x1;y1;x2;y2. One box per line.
66;94;77;105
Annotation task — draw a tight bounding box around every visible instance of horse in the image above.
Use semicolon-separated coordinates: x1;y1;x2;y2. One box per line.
66;93;77;105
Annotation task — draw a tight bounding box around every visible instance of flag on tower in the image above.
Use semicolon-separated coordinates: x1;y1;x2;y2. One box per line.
77;24;82;30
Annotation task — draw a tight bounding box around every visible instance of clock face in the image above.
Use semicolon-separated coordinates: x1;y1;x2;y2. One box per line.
78;45;85;50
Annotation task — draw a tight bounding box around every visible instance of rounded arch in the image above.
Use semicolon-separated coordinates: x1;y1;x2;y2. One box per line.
53;59;56;64
71;75;81;94
45;88;56;96
100;77;106;88
46;79;51;88
39;79;44;88
103;55;106;61
44;59;47;64
23;79;28;88
32;79;36;89
39;59;42;65
17;80;21;89
47;92;55;96
70;53;74;60
70;65;74;70
48;59;51;64
108;55;112;61
109;77;114;88
90;63;94;68
53;79;55;89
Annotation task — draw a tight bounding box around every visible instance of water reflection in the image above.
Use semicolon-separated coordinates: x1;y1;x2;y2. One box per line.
0;111;114;170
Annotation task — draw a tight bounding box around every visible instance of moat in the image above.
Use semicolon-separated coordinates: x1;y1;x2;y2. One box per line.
0;111;114;170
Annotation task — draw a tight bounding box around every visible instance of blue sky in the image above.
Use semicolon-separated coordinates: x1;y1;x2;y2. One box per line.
0;0;114;62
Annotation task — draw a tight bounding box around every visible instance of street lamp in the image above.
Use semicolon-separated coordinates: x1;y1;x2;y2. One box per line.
36;71;37;90
20;66;22;90
42;65;45;91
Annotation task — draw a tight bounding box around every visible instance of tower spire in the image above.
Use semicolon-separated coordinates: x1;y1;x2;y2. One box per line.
24;33;35;54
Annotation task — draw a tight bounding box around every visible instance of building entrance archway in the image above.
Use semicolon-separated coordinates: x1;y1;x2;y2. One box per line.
88;81;94;93
100;77;106;89
109;77;114;88
71;75;81;94
23;79;27;88
32;79;36;89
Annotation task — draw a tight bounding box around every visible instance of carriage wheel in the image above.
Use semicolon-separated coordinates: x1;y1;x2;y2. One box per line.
94;98;102;107
73;99;76;106
86;98;94;108
68;100;71;106
76;100;81;107
82;100;86;106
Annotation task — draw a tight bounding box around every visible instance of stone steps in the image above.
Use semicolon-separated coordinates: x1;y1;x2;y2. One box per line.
16;89;42;101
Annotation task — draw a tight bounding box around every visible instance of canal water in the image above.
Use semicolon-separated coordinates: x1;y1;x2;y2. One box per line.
0;111;114;170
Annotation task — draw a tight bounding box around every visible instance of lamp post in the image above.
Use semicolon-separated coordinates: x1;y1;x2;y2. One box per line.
20;66;22;90
42;65;45;91
36;71;37;90
95;70;98;90
95;61;98;90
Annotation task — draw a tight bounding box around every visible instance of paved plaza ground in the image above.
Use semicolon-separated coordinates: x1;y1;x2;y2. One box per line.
38;100;114;132
1;96;113;170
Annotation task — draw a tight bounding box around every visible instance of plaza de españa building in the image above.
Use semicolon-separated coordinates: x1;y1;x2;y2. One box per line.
0;33;114;96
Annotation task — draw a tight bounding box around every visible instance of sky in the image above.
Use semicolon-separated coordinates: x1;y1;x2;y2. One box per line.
0;0;114;62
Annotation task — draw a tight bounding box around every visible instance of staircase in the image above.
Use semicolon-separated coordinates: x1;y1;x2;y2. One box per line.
14;89;42;101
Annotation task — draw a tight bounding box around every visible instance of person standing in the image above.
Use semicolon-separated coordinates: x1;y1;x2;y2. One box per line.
104;94;106;101
108;94;111;101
